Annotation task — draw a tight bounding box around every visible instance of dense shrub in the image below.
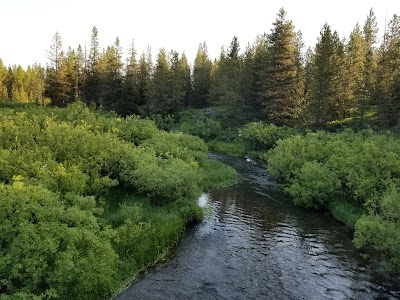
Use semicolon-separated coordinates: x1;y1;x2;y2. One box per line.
266;129;400;275
0;102;237;299
239;122;298;150
174;108;223;141
0;182;117;299
285;161;342;209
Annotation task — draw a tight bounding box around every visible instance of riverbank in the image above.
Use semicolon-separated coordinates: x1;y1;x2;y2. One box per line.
202;123;400;278
107;159;237;299
0;102;237;300
115;153;400;300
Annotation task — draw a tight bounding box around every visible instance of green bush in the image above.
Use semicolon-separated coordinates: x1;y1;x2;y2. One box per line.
266;128;400;275
0;182;117;299
239;122;298;150
285;161;342;209
0;103;237;299
174;108;223;141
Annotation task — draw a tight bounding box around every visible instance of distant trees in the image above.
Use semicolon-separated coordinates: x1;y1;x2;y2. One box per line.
0;59;8;98
1;63;44;104
1;8;400;128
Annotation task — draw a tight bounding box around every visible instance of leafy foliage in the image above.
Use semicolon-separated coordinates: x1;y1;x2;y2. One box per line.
266;129;400;275
0;102;236;299
239;122;297;150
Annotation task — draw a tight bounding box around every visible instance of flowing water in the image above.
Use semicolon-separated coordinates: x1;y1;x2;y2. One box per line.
115;153;400;300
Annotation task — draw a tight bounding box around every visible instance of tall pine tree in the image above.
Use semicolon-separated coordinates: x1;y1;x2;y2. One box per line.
309;24;346;124
260;8;304;125
192;42;212;108
376;14;400;125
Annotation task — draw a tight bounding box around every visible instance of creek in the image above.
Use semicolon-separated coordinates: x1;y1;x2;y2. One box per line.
115;153;399;300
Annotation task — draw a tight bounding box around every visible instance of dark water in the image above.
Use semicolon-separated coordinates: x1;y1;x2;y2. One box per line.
115;153;400;300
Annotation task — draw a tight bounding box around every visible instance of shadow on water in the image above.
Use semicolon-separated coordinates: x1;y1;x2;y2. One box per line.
115;153;400;300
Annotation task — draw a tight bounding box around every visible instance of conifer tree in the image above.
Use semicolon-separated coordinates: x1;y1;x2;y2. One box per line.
45;32;67;105
192;42;212;107
85;26;101;105
344;24;365;117
147;48;171;114
240;44;257;119
309;24;346;124
211;36;244;124
376;14;400;125
168;51;188;111
0;59;8;99
124;40;140;115
102;37;124;111
260;8;304;125
358;9;379;125
178;53;192;106
137;48;153;113
10;65;29;102
75;44;86;101
47;32;63;72
25;64;45;104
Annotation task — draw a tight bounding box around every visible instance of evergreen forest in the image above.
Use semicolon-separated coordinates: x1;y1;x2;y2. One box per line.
1;7;400;299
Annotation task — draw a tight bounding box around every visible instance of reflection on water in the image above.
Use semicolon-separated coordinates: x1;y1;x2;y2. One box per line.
116;153;400;300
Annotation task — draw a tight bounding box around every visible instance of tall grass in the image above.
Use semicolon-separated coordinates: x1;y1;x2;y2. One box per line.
101;188;204;297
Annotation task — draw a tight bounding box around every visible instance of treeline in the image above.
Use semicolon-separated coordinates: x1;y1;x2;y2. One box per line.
0;8;399;127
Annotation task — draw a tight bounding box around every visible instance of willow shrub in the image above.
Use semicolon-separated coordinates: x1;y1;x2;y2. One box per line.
239;122;298;151
0;182;117;299
0;103;234;299
266;129;400;275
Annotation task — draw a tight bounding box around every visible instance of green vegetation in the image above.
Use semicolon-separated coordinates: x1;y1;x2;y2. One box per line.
265;129;400;275
1;2;400;288
0;102;236;299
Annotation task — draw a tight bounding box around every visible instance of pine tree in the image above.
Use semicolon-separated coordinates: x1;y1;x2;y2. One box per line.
45;32;73;106
76;44;86;101
0;59;8;99
344;24;365;118
178;53;192;107
376;14;400;125
47;32;63;72
260;8;304;125
360;9;379;124
137;48;153;114
25;64;44;104
309;24;346;124
65;48;79;103
211;36;245;125
85;26;101;105
101;37;124;111
168;51;188;111
124;40;140;115
192;42;212;108
147;48;171;114
240;44;257;119
10;65;29;102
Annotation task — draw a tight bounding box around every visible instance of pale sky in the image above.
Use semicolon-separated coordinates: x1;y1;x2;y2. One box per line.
0;0;398;69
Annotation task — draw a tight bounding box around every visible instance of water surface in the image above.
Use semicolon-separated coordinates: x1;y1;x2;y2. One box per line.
116;153;399;300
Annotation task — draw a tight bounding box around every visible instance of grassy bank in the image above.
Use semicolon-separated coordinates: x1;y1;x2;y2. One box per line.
0;102;237;300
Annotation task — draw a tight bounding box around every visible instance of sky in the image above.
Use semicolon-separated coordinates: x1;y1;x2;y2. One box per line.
0;0;398;69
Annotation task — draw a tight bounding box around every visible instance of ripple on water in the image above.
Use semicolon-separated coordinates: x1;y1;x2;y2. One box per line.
115;154;400;300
